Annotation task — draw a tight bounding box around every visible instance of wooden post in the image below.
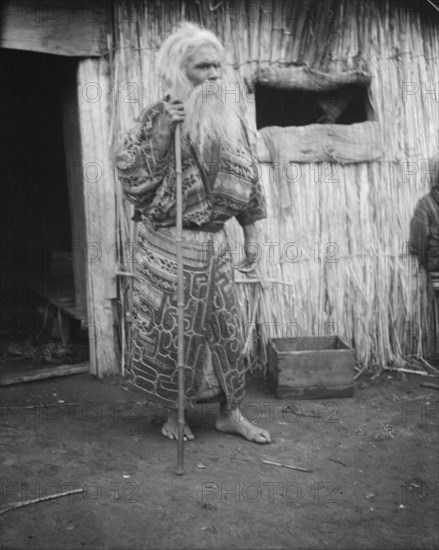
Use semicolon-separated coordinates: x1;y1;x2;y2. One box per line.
77;58;118;377
60;66;88;320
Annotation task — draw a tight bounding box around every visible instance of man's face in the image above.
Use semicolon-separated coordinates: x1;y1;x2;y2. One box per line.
185;45;221;87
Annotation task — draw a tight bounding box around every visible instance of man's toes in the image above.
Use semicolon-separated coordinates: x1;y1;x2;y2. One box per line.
161;424;175;439
161;423;194;441
255;430;271;443
184;425;195;440
162;429;173;439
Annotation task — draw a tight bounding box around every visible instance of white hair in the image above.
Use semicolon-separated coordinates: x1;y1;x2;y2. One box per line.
156;21;228;100
156;22;242;155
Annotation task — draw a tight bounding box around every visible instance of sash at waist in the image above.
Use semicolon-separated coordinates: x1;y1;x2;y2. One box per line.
183;221;224;232
133;209;225;233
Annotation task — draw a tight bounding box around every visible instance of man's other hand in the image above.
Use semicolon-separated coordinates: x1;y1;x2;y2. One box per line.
235;255;258;274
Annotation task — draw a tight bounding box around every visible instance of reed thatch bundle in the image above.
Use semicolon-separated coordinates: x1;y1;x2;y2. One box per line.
110;0;439;376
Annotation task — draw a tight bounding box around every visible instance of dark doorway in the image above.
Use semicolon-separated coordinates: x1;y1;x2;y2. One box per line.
0;49;88;374
1;49;75;278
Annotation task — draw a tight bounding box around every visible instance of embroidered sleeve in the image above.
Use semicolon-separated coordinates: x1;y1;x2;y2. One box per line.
236;123;267;227
114;101;174;215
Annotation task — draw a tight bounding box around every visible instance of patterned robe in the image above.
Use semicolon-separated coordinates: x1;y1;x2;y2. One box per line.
115;100;266;408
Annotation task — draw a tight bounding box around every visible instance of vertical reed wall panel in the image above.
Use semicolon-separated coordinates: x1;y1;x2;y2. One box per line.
111;0;439;374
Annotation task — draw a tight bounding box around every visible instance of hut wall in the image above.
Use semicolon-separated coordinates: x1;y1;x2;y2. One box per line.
111;0;439;374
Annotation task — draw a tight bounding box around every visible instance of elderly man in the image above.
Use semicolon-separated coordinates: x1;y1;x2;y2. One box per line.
115;22;270;443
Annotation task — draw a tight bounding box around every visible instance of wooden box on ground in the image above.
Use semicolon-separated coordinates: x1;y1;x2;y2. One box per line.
267;337;355;399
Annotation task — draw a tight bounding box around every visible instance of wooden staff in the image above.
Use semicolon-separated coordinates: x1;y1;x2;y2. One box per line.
175;123;185;475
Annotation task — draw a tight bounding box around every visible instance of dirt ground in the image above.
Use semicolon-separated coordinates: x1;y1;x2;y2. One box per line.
0;368;438;550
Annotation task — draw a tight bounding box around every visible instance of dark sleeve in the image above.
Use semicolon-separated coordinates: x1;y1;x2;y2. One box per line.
409;198;430;268
428;233;439;272
114;101;174;216
235;123;267;227
426;217;439;273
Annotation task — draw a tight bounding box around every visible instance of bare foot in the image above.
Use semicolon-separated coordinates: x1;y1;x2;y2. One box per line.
161;410;195;441
215;407;271;444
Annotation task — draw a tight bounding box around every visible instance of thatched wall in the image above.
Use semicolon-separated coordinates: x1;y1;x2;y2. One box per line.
111;0;439;375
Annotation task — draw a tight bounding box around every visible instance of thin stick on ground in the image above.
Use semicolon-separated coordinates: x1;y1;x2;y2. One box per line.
261;459;312;473
419;382;439;390
418;356;439;374
385;367;436;377
0;488;85;515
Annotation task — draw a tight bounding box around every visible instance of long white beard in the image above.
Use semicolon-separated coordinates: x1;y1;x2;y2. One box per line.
181;80;242;156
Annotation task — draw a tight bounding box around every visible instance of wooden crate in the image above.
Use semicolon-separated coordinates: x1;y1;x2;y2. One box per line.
267;337;355;400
